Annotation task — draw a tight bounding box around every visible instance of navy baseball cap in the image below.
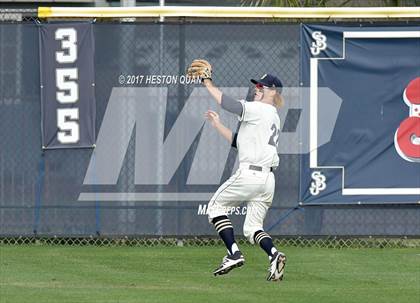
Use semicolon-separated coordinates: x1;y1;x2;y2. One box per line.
251;74;283;92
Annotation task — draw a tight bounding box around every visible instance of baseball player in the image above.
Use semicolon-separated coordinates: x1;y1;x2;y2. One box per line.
188;59;286;281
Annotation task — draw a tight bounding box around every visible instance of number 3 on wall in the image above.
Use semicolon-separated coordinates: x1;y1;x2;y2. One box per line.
55;28;80;144
55;28;77;64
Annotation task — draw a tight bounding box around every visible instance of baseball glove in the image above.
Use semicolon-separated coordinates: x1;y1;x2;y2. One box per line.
187;59;212;81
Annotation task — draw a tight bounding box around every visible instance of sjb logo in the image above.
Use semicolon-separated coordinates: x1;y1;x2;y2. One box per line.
309;171;326;196
310;31;327;56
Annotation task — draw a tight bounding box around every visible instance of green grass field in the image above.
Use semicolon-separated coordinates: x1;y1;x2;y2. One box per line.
0;245;419;303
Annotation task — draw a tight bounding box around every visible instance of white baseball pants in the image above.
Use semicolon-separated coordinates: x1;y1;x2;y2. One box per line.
207;164;275;244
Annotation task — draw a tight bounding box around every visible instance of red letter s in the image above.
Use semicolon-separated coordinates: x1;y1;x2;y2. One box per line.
395;77;420;162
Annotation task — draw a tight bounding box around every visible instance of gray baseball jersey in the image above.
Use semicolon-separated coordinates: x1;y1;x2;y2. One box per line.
237;100;280;168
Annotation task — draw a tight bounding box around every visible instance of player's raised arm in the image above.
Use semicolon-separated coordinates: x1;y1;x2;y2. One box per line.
202;78;222;105
187;59;243;117
202;80;244;117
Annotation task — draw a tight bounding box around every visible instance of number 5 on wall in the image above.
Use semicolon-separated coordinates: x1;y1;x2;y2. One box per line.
57;108;80;144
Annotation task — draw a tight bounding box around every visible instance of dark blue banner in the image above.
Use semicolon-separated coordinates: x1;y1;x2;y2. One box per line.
300;24;420;204
39;22;95;149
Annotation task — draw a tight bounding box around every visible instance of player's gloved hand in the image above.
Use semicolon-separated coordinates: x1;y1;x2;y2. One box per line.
187;59;212;82
204;110;220;127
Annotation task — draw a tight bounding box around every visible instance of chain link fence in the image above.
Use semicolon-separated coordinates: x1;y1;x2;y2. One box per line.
2;236;420;248
0;9;419;248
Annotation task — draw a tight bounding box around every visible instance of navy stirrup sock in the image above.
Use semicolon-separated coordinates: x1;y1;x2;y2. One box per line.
254;230;277;258
211;215;239;255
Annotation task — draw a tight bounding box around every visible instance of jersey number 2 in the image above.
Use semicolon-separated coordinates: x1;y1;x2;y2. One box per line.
268;124;280;147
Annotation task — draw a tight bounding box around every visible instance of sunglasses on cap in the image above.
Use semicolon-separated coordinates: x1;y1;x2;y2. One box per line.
255;83;276;90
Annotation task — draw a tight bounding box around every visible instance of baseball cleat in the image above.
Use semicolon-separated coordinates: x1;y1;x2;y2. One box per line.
267;251;286;282
213;251;245;276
